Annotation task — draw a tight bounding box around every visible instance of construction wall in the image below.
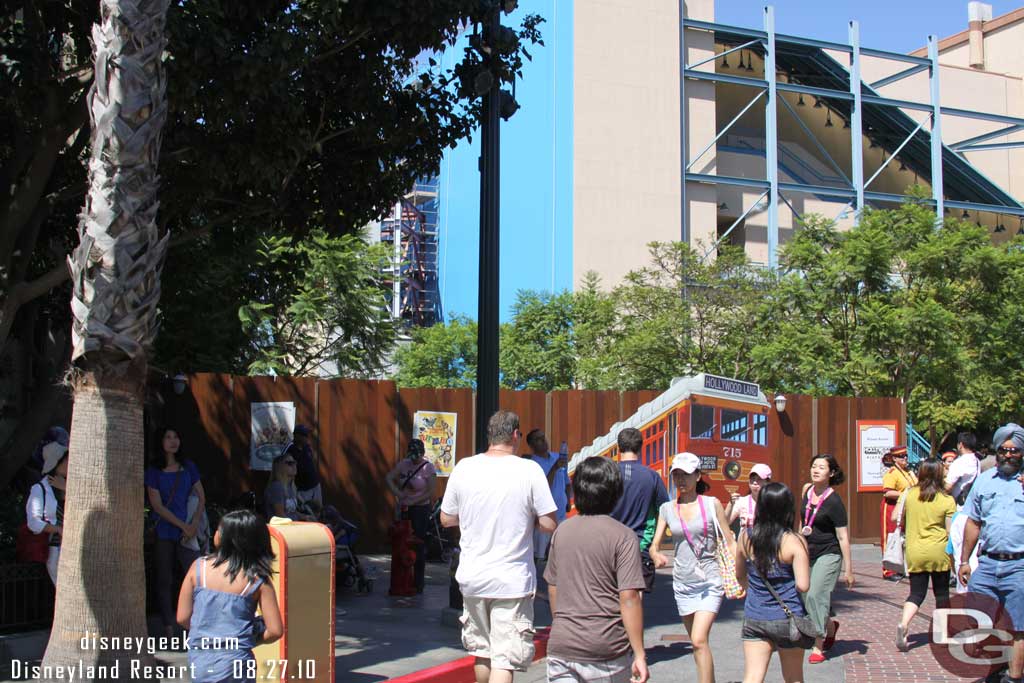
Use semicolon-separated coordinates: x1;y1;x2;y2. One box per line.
153;374;901;549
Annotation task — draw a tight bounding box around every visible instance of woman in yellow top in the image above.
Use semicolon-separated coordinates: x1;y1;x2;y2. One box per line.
895;458;955;651
880;445;917;579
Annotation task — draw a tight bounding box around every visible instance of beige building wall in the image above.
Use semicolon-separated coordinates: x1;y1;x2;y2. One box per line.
573;0;686;288
574;3;1024;289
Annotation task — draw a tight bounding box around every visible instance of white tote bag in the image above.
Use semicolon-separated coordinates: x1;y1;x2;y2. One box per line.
882;491;907;574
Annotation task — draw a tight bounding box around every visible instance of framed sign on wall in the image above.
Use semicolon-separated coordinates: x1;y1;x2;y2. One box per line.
857;419;899;492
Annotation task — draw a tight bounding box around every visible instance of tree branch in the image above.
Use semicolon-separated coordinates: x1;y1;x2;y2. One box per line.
0;261;72;351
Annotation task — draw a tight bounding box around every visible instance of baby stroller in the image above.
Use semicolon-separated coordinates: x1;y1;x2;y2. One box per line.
328;512;374;594
424;500;455;564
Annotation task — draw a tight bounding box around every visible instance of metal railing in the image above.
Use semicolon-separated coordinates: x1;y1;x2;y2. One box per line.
0;562;54;633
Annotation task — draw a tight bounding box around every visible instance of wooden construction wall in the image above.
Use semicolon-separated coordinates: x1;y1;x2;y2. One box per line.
154;375;902;549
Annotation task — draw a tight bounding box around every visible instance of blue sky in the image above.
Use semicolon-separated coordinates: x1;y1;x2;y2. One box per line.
715;1;1022;53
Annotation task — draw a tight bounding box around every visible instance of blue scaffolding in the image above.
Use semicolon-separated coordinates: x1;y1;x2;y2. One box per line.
680;5;1024;269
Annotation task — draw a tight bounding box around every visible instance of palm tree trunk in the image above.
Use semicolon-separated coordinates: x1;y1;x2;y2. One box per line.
41;377;152;675
41;0;170;677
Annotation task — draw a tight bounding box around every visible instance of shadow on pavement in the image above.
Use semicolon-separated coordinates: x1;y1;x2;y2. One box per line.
645;642;693;664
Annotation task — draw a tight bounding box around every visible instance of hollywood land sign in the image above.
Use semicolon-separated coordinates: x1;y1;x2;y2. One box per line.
930;591;1017;679
703;375;760;398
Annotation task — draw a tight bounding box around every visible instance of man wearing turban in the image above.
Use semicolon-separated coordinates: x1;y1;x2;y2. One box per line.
959;423;1024;683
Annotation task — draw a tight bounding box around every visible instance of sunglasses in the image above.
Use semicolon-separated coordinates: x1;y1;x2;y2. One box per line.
997;447;1023;456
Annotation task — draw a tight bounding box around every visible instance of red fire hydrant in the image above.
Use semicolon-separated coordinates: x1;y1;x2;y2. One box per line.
388;519;419;597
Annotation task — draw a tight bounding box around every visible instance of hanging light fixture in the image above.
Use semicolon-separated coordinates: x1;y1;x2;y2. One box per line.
869;137;879;149
961;208;971;220
825;111;834;128
797;93;806;107
813;97;823;109
995;214;1007;233
1018;217;1024;235
737;51;747;70
843;116;850;129
745;51;755;72
721;52;730;69
899;160;908;171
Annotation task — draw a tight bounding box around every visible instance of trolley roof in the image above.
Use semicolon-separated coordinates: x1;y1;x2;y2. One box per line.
567;373;770;475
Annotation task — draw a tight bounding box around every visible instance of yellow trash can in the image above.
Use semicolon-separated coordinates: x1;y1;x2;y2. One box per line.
252;518;335;682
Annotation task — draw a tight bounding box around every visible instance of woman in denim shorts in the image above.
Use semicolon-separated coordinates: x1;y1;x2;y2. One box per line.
735;483;814;683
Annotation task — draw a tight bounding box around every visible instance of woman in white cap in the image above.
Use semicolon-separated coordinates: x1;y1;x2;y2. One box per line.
726;463;772;532
650;452;735;683
25;442;69;584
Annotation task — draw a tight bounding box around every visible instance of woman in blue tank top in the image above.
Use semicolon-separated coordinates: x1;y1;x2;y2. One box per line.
735;483;815;683
176;510;284;682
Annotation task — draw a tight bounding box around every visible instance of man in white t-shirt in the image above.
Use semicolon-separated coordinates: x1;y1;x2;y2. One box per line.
441;410;558;683
945;431;980;505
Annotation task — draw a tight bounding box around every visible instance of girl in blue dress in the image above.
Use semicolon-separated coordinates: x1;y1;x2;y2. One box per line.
177;510;283;682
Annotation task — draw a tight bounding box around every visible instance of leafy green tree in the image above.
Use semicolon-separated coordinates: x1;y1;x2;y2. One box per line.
749;199;1024;439
394;316;478;388
588;242;771;390
0;0;544;485
238;230;397;377
500;290;577;390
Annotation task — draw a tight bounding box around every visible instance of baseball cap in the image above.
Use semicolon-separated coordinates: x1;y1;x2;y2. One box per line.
42;442;68;475
750;463;773;480
670;452;701;474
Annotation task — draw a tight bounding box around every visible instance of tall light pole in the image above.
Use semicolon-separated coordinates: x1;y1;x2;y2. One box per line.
476;7;504;453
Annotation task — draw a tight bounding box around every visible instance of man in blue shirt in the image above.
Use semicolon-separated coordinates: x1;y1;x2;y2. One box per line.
609;427;670;592
526;429;571;562
959;422;1024;683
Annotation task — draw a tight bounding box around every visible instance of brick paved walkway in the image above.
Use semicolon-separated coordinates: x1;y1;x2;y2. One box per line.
827;545;969;683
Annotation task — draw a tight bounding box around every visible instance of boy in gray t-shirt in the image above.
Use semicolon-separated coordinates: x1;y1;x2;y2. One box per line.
545;457;649;683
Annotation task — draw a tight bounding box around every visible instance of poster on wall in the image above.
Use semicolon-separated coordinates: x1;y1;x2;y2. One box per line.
413;410;457;477
857;419;898;491
250;402;296;471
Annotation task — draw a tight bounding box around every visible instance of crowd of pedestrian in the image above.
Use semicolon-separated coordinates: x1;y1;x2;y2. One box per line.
17;411;1024;683
441;410;863;683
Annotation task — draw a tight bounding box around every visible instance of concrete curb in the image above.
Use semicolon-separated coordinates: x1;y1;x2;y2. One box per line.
385;627;550;683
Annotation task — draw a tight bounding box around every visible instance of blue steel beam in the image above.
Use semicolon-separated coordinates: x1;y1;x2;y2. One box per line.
958;141;1024;152
779;181;856;199
685;172;770;190
928;35;944;222
860;47;931;66
683;18;767;40
849;21;864;218
684;69;766;89
687;90;767;171
869;64;928;90
703;190;771;260
778;192;804;223
942;199;1024;217
865;120;927;189
941;107;1024;127
684;175;1024;216
688;40;761;71
951;124;1024;150
765;5;779;271
776;82;854;101
861;93;933;113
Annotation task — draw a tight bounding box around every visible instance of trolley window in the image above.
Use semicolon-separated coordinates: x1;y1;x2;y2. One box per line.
690;404;714;440
721;409;748;443
752;413;767;446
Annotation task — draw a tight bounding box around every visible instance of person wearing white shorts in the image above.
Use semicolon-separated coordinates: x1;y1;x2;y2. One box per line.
441;411;558;682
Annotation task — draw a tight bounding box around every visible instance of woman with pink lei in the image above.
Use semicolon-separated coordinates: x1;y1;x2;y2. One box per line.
726;463;772;532
801;454;854;664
